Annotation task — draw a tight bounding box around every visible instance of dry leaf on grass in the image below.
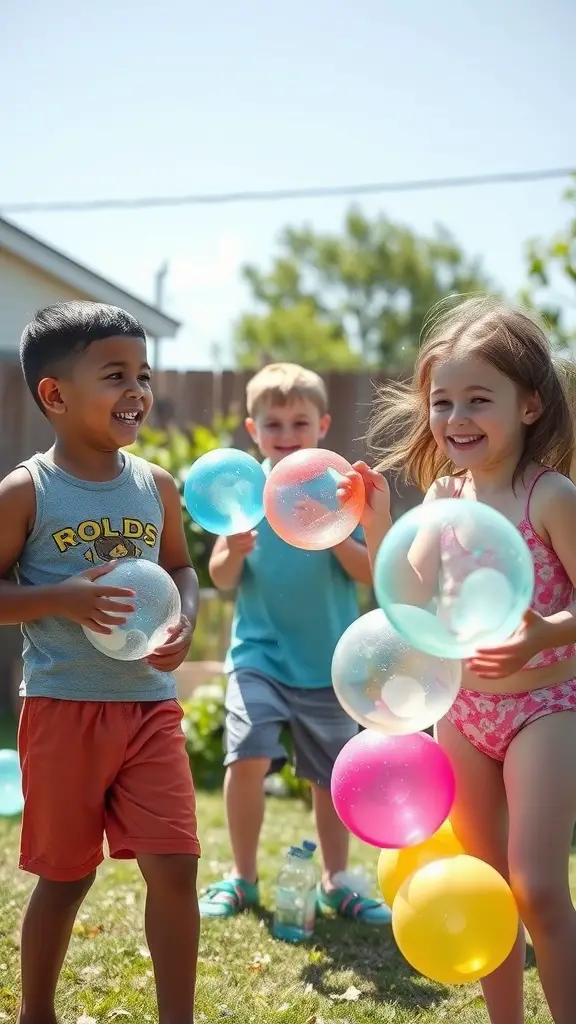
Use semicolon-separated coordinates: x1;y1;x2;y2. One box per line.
72;922;104;938
248;951;272;972
329;985;362;1002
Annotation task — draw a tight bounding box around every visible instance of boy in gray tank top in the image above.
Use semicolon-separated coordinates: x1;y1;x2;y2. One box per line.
0;301;200;1023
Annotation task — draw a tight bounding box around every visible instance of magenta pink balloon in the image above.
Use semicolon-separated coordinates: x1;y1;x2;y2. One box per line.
331;730;456;849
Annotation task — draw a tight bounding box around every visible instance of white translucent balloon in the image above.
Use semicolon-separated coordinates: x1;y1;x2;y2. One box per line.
82;558;181;662
332;609;461;735
448;568;514;643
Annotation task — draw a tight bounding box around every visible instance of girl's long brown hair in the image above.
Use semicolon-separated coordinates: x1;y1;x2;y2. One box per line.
368;296;575;491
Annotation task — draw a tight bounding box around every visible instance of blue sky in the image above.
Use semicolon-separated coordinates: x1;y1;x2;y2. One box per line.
2;0;575;368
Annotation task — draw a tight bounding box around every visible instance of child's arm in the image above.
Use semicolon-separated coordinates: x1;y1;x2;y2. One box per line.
146;466;200;671
468;473;576;680
345;464;443;603
209;532;255;592
0;469;136;628
332;537;373;585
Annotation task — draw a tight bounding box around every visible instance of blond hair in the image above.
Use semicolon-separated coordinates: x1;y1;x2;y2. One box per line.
246;362;328;417
367;296;575;491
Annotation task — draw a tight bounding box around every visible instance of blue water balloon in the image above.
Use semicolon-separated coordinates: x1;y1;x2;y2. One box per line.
374;498;534;659
0;750;23;817
184;449;266;536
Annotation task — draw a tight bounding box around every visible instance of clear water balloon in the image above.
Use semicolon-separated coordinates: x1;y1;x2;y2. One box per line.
332;609;461;735
184;448;266;536
83;558;181;661
374;498;534;659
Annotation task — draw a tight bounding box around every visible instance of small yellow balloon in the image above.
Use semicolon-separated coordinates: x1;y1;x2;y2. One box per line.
392;855;519;985
378;818;463;906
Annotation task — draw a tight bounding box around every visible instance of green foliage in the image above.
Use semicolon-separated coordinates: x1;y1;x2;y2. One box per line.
190;589;233;662
235;207;491;370
523;173;576;349
181;681;310;801
127;418;237;588
181;682;227;789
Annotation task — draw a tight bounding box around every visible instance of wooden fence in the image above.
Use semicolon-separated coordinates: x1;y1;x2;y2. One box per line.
0;365;393;480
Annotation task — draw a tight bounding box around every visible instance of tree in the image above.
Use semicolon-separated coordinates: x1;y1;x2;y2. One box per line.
234;208;491;370
523;173;576;350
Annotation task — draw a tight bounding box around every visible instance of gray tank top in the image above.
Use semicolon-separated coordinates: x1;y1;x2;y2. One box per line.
18;452;176;702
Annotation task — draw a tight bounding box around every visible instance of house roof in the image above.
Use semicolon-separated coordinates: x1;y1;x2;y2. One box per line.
0;216;180;339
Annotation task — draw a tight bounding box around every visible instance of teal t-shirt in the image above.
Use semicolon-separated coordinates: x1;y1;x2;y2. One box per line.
225;515;363;689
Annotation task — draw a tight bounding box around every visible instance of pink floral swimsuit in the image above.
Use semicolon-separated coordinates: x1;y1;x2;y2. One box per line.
445;468;576;760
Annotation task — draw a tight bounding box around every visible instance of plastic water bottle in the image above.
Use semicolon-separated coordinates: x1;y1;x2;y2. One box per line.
301;839;318;932
302;839;318;860
272;844;317;942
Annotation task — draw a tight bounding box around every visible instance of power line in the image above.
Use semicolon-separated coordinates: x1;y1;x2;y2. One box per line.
1;166;573;215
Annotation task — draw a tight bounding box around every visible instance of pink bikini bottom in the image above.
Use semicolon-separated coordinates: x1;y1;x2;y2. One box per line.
445;679;576;761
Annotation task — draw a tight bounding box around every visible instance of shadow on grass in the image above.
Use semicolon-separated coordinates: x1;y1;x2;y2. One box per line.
255;908;538;1013
300;918;446;1010
252;905;444;1010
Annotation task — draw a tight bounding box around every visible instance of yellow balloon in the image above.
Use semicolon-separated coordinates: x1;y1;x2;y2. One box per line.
392;855;519;985
378;818;463;906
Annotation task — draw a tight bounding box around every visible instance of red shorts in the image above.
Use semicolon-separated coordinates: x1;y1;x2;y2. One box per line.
18;697;201;882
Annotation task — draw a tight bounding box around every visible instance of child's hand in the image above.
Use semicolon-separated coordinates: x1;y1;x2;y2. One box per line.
147;614;194;672
337;461;391;532
55;561;136;634
465;610;550;679
226;531;257;556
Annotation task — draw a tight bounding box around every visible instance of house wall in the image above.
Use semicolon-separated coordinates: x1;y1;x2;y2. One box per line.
0;249;90;352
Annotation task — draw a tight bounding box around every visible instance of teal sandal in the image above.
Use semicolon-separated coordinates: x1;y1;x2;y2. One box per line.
199;878;260;919
316;883;392;925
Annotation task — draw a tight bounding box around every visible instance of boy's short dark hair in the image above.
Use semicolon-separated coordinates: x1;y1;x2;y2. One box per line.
20;300;147;413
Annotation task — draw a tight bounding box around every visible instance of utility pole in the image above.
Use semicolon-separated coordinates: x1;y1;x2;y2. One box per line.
210;341;223;420
152;261;169;371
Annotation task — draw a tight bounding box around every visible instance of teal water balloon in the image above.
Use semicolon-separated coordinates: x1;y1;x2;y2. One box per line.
184;449;266;536
374;499;534;659
0;750;23;817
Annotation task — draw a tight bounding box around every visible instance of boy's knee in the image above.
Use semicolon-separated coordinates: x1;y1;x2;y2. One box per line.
226;757;271;782
37;869;96;906
139;853;199;895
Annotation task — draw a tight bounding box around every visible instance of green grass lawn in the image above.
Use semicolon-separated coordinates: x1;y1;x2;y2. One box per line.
0;788;567;1024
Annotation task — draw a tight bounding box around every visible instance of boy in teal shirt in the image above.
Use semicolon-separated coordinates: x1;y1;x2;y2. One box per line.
200;363;391;924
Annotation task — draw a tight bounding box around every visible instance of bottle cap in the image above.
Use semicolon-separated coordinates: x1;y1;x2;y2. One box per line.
302;840;317;853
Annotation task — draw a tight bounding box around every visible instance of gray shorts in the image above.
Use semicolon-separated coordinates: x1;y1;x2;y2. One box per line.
224;669;359;790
